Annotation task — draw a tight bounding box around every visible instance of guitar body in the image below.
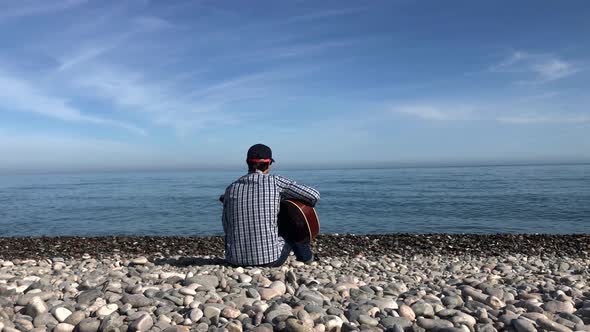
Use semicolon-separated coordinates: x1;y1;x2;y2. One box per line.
278;200;320;243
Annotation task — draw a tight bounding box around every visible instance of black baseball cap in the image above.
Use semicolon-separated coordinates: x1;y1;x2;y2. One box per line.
247;144;275;163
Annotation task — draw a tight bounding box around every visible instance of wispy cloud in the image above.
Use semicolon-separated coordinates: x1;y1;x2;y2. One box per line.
56;15;172;71
391;100;590;126
205;38;360;67
497;114;590;124
70;65;275;134
0;0;87;20
492;51;581;83
1;0;319;136
0;71;146;135
492;51;528;69
57;44;118;72
531;59;578;82
391;104;473;121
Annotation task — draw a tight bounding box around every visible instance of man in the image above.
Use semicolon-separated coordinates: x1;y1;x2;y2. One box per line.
221;144;320;267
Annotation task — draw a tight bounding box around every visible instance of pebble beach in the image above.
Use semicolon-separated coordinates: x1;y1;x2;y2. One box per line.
1;234;589;332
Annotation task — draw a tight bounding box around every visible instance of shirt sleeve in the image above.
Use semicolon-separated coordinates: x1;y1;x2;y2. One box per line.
275;175;320;207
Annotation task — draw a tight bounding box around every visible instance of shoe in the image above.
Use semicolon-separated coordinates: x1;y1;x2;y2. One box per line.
303;255;315;264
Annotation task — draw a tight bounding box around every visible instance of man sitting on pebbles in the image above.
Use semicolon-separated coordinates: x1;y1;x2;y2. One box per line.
220;144;320;267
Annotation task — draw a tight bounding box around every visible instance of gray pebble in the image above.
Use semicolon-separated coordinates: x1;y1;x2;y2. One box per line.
77;318;100;332
185;275;219;289
357;315;378;327
128;313;154;332
77;289;103;306
417;317;453;330
513;318;537;332
411;302;434;317
122;294;153;308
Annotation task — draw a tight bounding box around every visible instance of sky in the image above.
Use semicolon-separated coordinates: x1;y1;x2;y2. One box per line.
0;0;589;172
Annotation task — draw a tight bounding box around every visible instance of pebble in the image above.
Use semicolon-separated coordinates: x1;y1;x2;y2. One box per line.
122;294;152;308
52;307;73;322
64;311;86;326
239;274;253;283
485;296;505;309
286;318;314;332
190;308;204;322
259;288;281;300
461;286;488;302
131;257;149;265
95;303;118;316
77;289;103;305
411;301;434;317
247;288;261;299
34;312;58;328
269;280;286;294
204;306;221;319
0;241;587;332
53;323;75;332
15;319;35;331
543;300;575;314
330;260;343;268
129;313;154;332
3;328;21;332
1;260;14;267
324;316;343;332
513;318;538;332
227;321;243;332
398;304;416;320
26;296;48;318
452;312;477;327
265;304;293;323
222;307;241;319
536;316;573;332
370;297;397;310
381;317;412;329
179;287;197;296
185;275;219;289
77;318;101;332
358;314;379;326
442;295;464;309
417;317;453;330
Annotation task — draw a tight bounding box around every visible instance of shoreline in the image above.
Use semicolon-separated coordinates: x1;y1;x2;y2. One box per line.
1;234;589;331
0;233;588;260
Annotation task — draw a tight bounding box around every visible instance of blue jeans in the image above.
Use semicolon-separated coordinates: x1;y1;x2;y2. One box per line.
262;241;313;267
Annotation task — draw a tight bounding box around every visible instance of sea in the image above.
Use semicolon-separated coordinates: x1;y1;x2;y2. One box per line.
0;164;589;237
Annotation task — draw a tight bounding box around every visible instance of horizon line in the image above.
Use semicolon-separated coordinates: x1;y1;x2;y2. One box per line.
1;160;589;176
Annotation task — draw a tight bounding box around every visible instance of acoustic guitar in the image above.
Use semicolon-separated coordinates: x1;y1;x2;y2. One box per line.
219;195;320;243
278;199;320;243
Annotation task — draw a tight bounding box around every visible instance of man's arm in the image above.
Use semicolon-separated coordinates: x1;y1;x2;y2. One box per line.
275;175;320;207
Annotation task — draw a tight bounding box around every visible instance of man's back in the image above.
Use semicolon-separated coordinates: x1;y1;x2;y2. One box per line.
222;170;319;266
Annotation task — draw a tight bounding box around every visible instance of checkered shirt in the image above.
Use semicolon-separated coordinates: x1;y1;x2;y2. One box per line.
222;170;320;266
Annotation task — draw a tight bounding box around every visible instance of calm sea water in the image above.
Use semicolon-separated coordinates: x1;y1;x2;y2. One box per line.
0;165;589;236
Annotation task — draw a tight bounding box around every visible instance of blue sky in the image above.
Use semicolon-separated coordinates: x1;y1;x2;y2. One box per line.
0;0;589;172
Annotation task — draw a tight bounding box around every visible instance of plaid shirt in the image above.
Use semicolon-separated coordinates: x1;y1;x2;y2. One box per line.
222;170;320;266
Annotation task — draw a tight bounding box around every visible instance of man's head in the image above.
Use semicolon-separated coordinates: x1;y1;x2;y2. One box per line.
247;144;275;173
